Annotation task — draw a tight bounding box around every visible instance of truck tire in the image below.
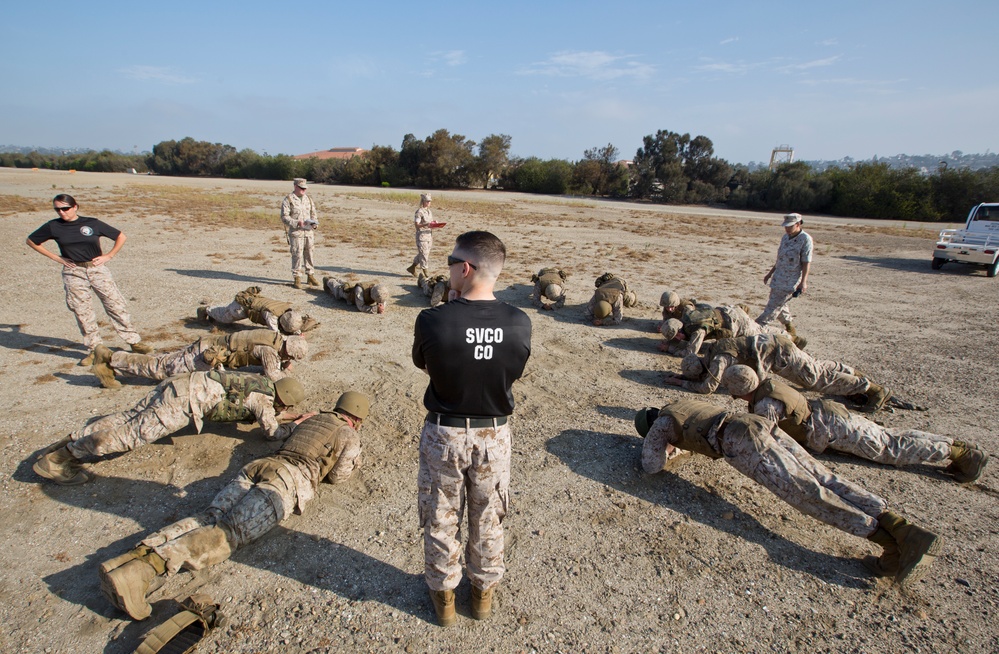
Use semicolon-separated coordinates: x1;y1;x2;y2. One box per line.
988;259;999;278
931;257;945;270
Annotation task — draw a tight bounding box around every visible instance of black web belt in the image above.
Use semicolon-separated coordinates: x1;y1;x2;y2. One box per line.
426;412;508;428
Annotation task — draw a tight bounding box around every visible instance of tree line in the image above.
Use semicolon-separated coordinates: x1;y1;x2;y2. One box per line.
4;132;998;222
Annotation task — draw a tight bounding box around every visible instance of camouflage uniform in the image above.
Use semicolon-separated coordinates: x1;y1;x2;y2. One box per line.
585;275;637;325
62;264;143;350
323;277;384;314
750;379;952;466
680;304;793;356
677;334;869;397
66;371;293;460
758;230;813;327
108;330;288;381
205;288;316;335
138;413;361;573
418;419;511;592
418;273;451;307
281;192;318;281
643;400;885;537
531;268;567;310
412;205;434;271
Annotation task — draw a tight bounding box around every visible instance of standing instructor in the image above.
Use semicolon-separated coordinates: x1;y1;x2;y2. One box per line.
412;231;532;627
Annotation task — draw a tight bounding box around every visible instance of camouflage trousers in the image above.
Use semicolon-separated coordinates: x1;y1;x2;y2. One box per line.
727;306;790;340
756;286;795;327
142;458;298;574
289;230;315;277
62;264;141;350
418;419;511;592
644;414;884;537
771;345;869;396
412;231;432;269
110;342;210;380
206;301;280;332
809;409;952;466
67;377;193;460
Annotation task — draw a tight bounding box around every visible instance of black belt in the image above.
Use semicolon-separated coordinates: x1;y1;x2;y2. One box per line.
426;412;508;428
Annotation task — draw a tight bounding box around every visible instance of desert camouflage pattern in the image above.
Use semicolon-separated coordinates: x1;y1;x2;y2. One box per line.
282;193;317;278
66;372;287;460
324;277;382;314
418;420;511;592
205;300;282;332
61;264;142;349
418;273;450;307
755;397;952;466
757;231;813;326
66;374;209;459
684;304;793;356
682;335;869;396
143;459;297;573
109;335;287;381
109;341;212;380
142;415;362;575
531;268;567;309
644;412;884;538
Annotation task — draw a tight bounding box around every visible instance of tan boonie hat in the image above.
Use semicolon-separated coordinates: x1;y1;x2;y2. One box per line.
781;212;802;227
420;193;432;203
294;178;308;189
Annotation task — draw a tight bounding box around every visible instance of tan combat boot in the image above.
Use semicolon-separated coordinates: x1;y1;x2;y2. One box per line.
196;306;210;322
793;335;808;350
130;342;153;354
99;548;166;620
93;344;114;365
878;511;941;585
863;383;891;413
429;589;456;627
92;362;121;389
471;585;493;620
33;445;90;485
293;276;304;289
421;268;430;279
406;263;418;277
947;441;989;484
79;350;96;366
862;526;899;577
307;273;320;287
785;322;798;338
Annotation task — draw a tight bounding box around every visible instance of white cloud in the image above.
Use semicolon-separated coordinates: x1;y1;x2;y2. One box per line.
776;55;841;73
693;60;756;75
118;66;196;84
719;37;739;45
520;50;655;81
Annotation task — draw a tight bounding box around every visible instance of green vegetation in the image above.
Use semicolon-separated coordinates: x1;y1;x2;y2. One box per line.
4;129;999;222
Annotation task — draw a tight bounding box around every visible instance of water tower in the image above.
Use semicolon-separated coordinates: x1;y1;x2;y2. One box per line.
769;145;794;171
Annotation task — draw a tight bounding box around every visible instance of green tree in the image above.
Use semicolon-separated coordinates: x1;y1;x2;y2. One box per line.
475;134;512;189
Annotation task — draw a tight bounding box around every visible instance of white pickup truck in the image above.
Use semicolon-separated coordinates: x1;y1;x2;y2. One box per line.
932;202;999;277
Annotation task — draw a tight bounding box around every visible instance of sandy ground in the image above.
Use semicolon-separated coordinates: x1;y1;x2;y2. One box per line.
0;168;996;654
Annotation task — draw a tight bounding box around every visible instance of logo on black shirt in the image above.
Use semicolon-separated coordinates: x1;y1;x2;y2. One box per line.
80;226;94;236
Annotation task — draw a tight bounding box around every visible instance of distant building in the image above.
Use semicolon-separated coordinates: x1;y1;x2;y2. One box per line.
293;147;366;161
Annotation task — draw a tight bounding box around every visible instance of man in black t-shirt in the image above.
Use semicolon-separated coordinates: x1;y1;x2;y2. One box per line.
412;231;531;627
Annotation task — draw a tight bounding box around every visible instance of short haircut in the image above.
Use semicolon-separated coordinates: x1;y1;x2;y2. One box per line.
454;231;506;270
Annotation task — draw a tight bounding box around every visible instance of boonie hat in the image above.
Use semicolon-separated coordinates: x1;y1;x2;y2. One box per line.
781;213;802;227
294;178;308;189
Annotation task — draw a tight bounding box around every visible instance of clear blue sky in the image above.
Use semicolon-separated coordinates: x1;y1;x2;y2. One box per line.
2;1;996;165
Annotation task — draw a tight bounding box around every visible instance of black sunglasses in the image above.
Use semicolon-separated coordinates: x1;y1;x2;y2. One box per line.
54;205;74;212
447;255;477;270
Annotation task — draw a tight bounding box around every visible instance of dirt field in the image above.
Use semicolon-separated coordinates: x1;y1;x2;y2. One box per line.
0;168;995;653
